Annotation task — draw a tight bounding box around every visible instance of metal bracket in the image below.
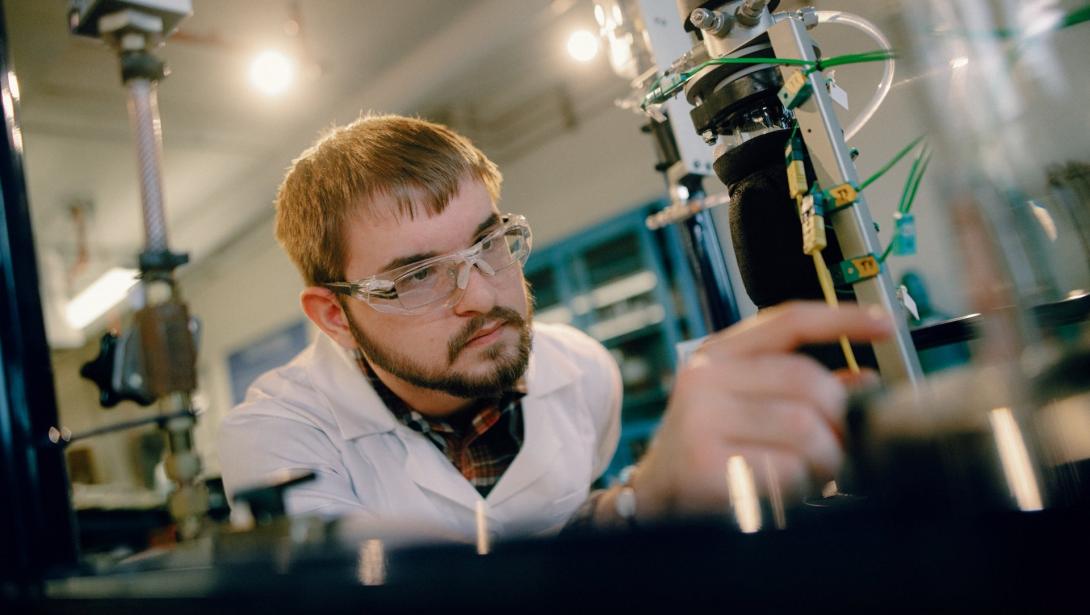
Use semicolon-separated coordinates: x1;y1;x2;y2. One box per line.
767;18;922;385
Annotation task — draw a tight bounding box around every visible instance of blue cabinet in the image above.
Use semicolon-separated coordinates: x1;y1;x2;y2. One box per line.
524;203;708;482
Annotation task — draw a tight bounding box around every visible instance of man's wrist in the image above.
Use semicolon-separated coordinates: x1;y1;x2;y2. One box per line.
591;466;641;529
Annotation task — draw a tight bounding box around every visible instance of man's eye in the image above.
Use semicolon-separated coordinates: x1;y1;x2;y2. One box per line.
411;268;432;281
480;237;494;251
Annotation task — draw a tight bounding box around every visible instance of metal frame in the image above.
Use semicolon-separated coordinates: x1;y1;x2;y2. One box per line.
768;18;923;385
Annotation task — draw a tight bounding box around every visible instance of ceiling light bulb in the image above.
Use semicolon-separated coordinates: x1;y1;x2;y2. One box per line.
249;50;295;95
567;30;600;63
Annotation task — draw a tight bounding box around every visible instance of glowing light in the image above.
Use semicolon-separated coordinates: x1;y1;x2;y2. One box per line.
475;500;490;555
357;539;386;585
989;407;1044;512
950;56;969;69
726;455;762;533
65;267;139;329
249;50;295;95
567;30;600;63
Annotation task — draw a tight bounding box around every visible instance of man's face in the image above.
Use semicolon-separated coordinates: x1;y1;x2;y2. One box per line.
340;178;533;399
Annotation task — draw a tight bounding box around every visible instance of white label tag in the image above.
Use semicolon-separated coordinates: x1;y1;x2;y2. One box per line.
827;72;850;110
898;284;920;321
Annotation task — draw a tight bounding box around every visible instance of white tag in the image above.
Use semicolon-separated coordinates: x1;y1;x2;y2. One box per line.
826;72;850;110
898;284;920;321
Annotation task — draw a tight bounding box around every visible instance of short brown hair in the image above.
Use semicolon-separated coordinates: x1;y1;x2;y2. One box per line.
274;114;503;286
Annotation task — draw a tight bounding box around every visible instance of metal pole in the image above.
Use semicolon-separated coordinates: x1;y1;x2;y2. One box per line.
126;78;170;253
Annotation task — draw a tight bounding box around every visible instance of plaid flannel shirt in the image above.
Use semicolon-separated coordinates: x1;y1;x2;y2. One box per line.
357;354;525;498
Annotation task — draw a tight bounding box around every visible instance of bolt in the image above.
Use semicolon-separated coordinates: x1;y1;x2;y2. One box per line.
701;131;717;145
850;147;860;160
797;7;819;29
689;8;733;36
690;8;712;29
735;0;770;27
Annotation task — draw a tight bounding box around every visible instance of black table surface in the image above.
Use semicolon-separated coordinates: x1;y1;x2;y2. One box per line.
35;506;1090;613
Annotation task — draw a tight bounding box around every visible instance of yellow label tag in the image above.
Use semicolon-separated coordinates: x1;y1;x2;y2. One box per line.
851;255;879;278
786;70;807;92
787;160;807;198
800;195;827;255
803;217;827;254
828;183;857;207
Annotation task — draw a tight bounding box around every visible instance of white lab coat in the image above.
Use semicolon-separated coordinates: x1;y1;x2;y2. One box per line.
218;322;622;542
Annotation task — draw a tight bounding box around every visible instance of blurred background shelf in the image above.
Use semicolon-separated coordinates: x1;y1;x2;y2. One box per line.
524;203;709;482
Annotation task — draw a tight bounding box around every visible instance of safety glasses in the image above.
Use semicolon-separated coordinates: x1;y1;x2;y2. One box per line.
325;213;532;315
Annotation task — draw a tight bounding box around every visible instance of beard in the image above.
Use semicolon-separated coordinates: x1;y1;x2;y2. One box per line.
344;303;533;399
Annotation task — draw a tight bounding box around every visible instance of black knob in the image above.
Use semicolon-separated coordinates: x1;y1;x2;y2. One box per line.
79;331;154;407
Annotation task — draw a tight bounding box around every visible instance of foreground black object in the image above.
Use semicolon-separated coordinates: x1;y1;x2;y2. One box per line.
0;0;80;595
33;507;1090;613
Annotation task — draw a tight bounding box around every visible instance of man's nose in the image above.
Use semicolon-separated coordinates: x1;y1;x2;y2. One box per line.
452;261;497;316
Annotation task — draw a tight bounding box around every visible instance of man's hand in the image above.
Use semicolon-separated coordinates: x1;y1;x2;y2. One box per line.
632;301;893;519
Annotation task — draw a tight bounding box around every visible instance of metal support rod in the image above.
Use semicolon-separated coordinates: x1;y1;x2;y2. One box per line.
126;77;170;254
768;18;922;386
43;408;194;449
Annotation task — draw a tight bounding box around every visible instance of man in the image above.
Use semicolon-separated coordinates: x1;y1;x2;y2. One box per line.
218;114;892;540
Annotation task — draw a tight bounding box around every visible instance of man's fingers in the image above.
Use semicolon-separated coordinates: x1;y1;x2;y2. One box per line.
834;367;881;392
700;301;893;359
715;355;849;425
702;397;845;479
667;446;815;515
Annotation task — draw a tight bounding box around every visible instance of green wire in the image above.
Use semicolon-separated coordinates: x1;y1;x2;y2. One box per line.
814;50;897;71
652;56;814;101
643;49;898;109
879;237;896;263
859;135;925;191
953;4;1090;39
896;144;929;213
880;147;933;263
901;151;932;214
1062;5;1090;29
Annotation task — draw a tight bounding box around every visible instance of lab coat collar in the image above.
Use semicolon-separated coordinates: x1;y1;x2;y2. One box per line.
306;324;579;442
306;334;399;440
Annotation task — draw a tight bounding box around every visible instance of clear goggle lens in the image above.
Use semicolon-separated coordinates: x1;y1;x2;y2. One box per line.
356;216;531;315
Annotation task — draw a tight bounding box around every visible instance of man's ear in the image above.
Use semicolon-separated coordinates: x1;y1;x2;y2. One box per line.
301;287;357;350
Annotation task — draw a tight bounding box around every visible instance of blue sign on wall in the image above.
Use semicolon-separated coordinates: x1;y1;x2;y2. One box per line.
227;320;310;405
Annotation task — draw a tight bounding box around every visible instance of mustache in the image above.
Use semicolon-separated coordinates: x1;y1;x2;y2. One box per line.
447;306;526;364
